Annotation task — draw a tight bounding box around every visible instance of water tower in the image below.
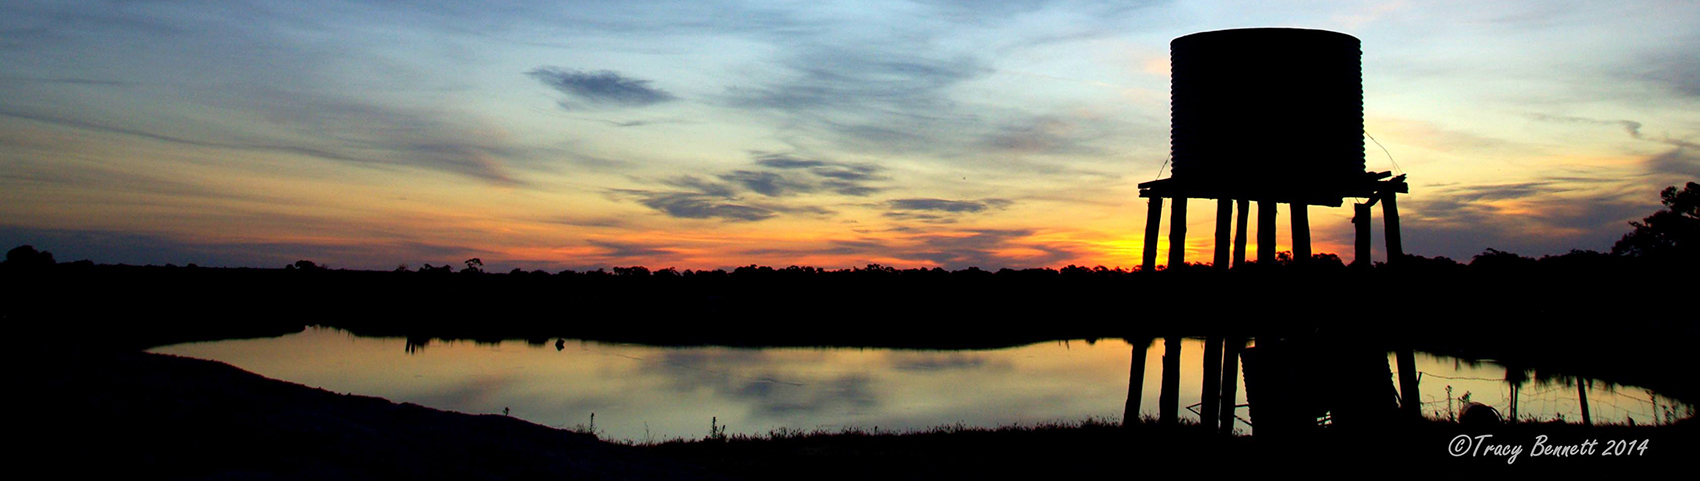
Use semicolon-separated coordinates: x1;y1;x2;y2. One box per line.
1139;28;1407;269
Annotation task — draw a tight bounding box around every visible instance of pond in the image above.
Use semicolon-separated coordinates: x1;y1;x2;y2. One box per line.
151;327;1689;442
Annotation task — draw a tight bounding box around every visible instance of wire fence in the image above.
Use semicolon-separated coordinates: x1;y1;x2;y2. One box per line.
1395;369;1693;426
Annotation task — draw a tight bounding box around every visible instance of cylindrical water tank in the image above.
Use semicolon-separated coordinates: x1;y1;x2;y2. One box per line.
1170;28;1364;200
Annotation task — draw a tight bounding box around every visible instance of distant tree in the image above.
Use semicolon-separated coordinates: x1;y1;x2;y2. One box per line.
1612;182;1698;261
1269;252;1346;269
1392;254;1463;272
1310;253;1346;269
1470;248;1536;271
4;245;55;267
462;258;483;274
1537;249;1617;271
733;265;775;276
290;260;323;271
859;264;896;274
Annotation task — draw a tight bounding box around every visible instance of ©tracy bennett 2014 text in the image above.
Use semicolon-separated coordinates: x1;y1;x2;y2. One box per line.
1449;434;1649;464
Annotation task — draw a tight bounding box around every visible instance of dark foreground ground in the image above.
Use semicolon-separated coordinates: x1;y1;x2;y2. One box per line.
10;258;1697;477
27;350;1696;479
28;350;723;480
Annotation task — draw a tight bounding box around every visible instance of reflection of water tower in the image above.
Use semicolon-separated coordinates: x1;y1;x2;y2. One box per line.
1140;28;1406;269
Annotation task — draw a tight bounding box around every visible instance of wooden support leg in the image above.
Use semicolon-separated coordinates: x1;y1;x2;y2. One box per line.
1160;337;1181;426
1354;203;1372;268
1214;199;1232;269
1397;348;1421;421
1291;204;1310;263
1142;198;1163;272
1219;337;1242;435
1509;382;1520;423
1578;379;1592;426
1233;199;1250;268
1124;338;1151;427
1201;336;1223;430
1382;193;1403;263
1257;200;1277;264
1168;198;1188;269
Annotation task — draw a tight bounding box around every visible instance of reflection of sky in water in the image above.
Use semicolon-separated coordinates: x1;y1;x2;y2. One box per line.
1394;353;1687;425
152;328;1689;442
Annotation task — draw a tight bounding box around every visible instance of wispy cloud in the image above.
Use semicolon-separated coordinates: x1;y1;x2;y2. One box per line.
617;189;777;222
231;91;530;187
734;228;1082;270
1;78;528;188
1645;148;1700;178
0;77;137;87
616;171;835;222
588;240;679;260
1526;112;1700;154
888;198;1011;213
1642;47;1700;98
723;42;992;155
980;115;1103;156
1399;175;1659;258
883;198;1013;224
1527;113;1644;139
717;171;813;197
0;225;481;269
526;67;677;108
615;152;882;222
904;228;1078;269
1441;182;1570;202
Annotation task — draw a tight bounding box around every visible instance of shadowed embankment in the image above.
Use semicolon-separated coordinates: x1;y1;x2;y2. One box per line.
26;349;723;480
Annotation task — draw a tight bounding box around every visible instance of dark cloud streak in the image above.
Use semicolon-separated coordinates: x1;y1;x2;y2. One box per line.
615;152;882;222
0;108;360;163
1527;113;1644;139
1646;148;1700;177
618;190;777;222
718;170;812;197
888;198;1011;213
526;67;677;108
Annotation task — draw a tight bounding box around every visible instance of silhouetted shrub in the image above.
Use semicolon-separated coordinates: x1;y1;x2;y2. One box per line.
5;245;55;268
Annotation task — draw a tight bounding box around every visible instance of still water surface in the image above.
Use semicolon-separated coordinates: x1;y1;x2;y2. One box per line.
152;327;1687;442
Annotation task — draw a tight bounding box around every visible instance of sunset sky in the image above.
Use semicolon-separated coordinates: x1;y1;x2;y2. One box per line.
3;0;1696;271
